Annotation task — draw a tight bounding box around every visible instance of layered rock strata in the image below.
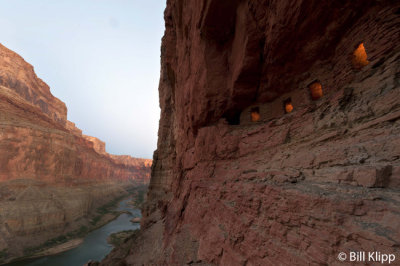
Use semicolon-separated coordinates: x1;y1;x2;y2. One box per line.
101;0;400;265
0;43;151;261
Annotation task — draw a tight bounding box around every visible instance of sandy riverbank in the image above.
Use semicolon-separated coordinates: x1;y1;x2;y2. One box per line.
30;239;84;258
26;211;125;259
1;199;128;265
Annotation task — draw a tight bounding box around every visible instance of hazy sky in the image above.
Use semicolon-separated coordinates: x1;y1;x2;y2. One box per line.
0;0;166;159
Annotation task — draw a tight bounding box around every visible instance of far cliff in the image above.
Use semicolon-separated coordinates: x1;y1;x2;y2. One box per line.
0;43;151;262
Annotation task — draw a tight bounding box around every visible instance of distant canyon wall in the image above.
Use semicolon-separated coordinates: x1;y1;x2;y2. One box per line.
101;0;400;265
0;43;151;185
0;43;151;260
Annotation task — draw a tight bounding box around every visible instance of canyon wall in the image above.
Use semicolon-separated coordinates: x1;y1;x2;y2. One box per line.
0;43;151;260
101;0;400;265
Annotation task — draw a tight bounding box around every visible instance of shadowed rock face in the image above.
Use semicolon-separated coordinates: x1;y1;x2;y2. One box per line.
104;1;400;265
0;44;151;260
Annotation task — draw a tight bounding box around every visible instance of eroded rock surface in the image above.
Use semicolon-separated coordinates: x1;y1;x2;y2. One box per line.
0;44;151;261
105;1;400;265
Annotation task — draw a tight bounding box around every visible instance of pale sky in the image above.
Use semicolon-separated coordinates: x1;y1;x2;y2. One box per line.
0;0;166;159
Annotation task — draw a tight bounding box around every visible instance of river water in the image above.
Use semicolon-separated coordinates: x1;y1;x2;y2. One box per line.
8;197;140;266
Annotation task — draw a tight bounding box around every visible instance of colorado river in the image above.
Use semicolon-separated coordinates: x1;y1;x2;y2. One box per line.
8;197;141;266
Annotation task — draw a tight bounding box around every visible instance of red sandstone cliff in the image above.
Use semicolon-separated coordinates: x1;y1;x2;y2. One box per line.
0;44;67;125
0;43;151;185
0;43;151;261
101;1;400;265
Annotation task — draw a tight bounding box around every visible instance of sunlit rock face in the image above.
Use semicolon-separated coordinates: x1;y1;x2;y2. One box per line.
0;44;151;185
101;1;400;265
352;43;370;69
0;44;151;260
308;81;323;101
0;44;67;125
